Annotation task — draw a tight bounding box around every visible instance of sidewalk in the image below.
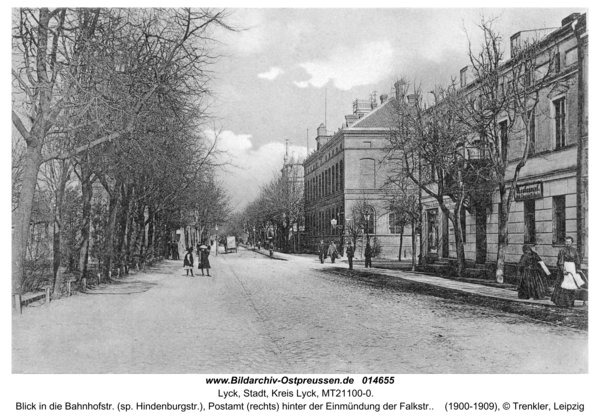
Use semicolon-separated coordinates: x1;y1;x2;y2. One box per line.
325;262;587;309
244;246;586;310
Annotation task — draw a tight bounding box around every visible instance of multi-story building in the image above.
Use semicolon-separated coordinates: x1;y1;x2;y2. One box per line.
420;13;587;278
303;92;414;259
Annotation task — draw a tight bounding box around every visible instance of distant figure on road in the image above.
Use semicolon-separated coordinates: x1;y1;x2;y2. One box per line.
183;247;194;277
172;242;180;260
317;240;326;264
328;241;338;263
346;241;354;270
551;236;584;308
517;244;547;300
364;242;373;268
198;244;211;277
257;241;261;250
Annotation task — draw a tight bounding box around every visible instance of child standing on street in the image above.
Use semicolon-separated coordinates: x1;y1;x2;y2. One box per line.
183;247;195;276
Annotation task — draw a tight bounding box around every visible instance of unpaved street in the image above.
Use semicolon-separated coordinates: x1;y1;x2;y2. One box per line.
13;248;587;373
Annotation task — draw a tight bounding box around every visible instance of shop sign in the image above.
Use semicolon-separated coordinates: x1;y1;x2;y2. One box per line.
515;182;543;201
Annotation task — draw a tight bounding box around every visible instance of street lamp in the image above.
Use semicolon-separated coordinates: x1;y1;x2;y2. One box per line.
363;210;371;244
337;211;345;256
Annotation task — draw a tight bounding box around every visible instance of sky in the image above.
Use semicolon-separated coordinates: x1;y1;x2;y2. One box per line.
207;7;587;210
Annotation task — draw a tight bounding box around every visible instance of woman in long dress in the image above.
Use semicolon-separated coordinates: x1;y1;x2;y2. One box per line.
198;244;211;277
517;244;547;300
551;236;581;308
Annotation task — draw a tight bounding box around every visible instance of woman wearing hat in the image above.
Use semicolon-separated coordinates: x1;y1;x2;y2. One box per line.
183;247;195;276
198;243;211;276
517;244;547;300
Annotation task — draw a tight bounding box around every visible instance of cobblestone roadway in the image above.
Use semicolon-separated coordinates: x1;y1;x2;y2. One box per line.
13;248;587;373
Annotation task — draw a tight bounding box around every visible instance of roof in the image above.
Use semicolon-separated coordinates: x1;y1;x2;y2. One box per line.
350;99;396;129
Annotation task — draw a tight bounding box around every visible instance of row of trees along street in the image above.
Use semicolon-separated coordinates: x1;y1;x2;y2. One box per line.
386;18;560;282
12;8;234;295
239;166;305;253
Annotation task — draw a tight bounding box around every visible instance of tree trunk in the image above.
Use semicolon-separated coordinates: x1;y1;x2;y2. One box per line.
52;160;70;296
453;209;466;278
102;180;122;280
12;143;44;294
77;171;93;286
115;183;132;269
146;205;155;261
398;223;405;261
496;189;509;284
411;218;417;271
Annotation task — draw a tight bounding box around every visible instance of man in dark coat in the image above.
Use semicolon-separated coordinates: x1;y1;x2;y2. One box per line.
346;241;355;270
317;240;326;264
364;242;373;268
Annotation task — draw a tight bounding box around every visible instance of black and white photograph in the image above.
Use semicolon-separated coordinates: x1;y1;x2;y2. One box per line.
6;3;596;419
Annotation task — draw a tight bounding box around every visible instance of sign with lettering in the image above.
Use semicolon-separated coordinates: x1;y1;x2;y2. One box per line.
515;182;543;201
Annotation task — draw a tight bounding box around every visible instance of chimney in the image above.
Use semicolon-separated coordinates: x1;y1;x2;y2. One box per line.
562;13;581;27
407;94;418;106
394;80;404;102
380;93;388;104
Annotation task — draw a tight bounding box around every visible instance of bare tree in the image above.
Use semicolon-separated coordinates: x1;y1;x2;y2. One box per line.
12;8;235;293
458;17;557;282
388;80;472;276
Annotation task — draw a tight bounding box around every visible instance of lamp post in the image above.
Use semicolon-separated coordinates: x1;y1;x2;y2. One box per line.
337;211;345;256
363;210;371;244
215;225;219;256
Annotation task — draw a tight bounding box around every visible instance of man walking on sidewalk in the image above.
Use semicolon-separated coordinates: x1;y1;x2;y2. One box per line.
364;242;373;268
346;241;354;270
318;239;326;264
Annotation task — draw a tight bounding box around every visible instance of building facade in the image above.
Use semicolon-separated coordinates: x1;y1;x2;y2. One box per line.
303;93;414;259
420;13;588;278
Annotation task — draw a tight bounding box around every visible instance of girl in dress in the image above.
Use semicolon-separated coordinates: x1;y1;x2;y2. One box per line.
183;247;194;277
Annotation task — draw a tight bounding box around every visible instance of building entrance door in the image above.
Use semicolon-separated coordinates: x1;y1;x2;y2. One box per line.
475;205;487;264
427;209;438;254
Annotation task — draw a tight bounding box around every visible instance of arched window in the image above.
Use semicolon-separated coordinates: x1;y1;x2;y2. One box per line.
359;158;376;189
364;206;375;234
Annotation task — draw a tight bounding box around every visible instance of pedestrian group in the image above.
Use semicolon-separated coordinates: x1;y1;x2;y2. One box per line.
183;243;212;277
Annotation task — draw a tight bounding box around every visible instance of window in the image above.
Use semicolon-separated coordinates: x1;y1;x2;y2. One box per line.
553;195;566;245
565;48;578;67
461;206;466;242
528;108;536;157
359;158;376;189
460;66;468;87
364;207;375;235
524;199;536;244
388;212;404;234
554;97;566;149
553;51;561;73
499;120;508;161
524;67;532;87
